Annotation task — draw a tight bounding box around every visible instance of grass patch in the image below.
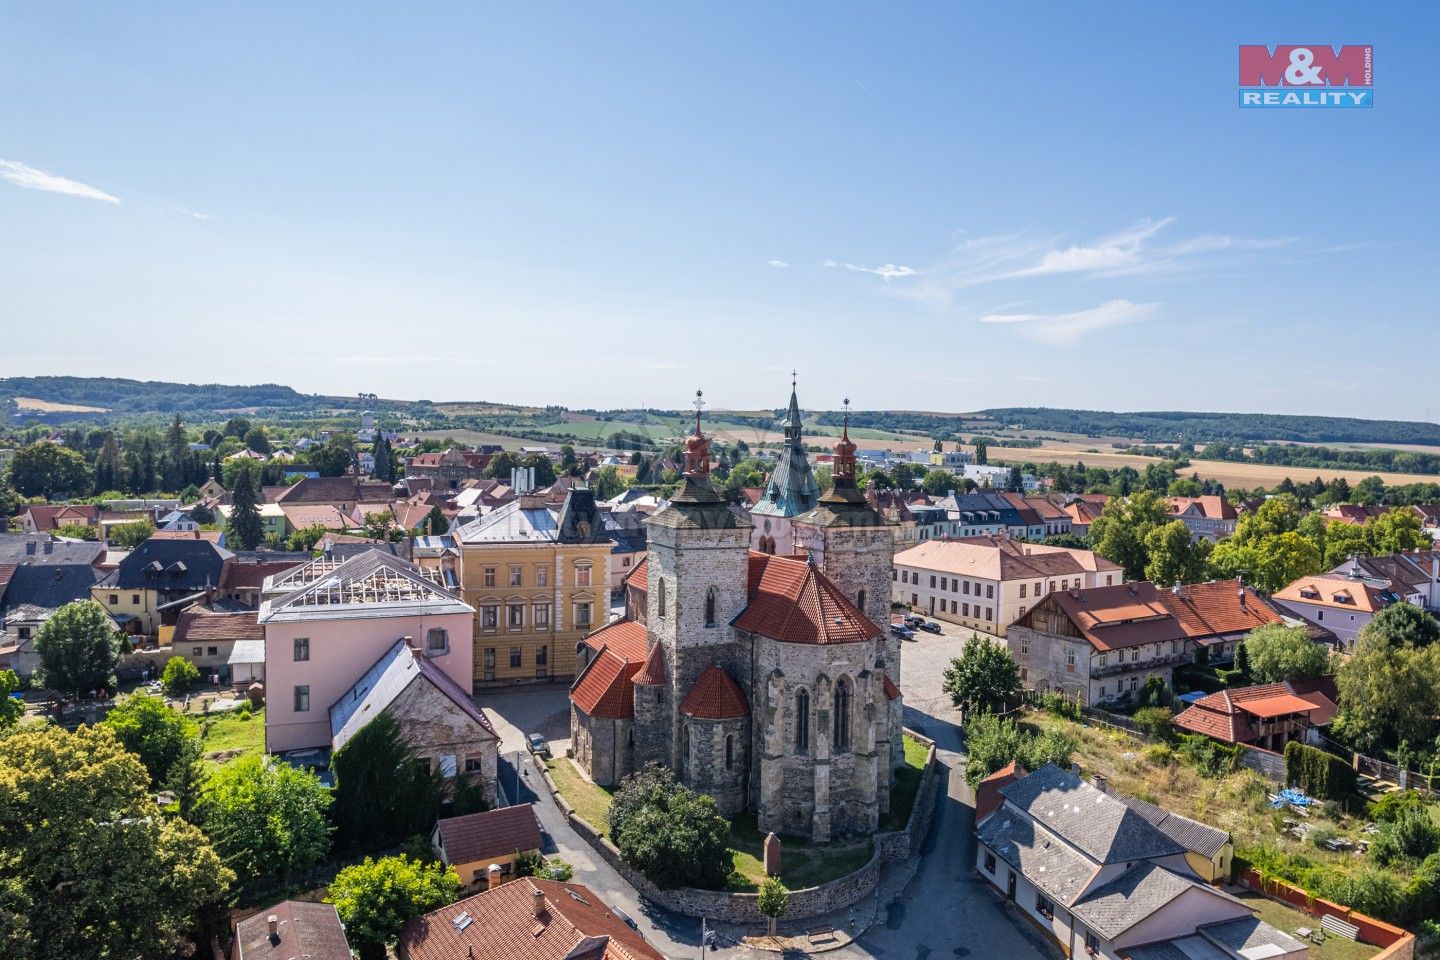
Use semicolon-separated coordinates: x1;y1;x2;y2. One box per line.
726;815;872;892
880;733;930;832
199;706;264;766
546;757;614;835
1234;892;1380;960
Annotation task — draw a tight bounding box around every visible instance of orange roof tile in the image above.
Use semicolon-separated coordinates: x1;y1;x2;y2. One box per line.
735;553;881;645
570;648;640;719
622;556;647;593
975;761;1024;824
581;619;649;662
634;641;666;686
680;665;748;719
883;675;901;700
436;805;543;866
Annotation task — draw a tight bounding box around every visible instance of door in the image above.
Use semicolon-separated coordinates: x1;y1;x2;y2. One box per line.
1006;870;1017;900
928;597;935;616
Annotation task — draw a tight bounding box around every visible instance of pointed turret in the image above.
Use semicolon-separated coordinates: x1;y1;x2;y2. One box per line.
754;374;820;519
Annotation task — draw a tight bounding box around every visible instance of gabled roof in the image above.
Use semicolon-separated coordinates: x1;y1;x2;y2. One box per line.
436;804;543;866
976;802;1096;906
581;619;648;662
893;535;1119;582
1168;496;1238;521
273;476;393;505
234;900;350;960
734;553;881;645
999;763;1185;865
622;556;647;593
259;550;472;623
680;665;749;719
633;642;666;686
453;499;561;543
570;647;641;720
1026;580;1283;653
0;534;104;566
1275;573;1391;612
219;557;305;593
1173;679;1336;744
1113;793;1230;858
173;607;263;645
112;538;233;591
0;563;104;621
330;638;496;749
1071;863;1234;940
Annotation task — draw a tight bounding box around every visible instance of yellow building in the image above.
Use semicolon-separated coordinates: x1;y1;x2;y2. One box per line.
453;488;611;685
92;537;233;640
431;805;543;890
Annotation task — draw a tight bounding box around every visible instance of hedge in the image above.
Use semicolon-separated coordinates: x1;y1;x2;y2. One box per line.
1284;741;1357;801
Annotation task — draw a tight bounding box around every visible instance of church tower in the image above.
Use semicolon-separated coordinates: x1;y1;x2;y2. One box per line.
641;391;753;793
751;375;821;555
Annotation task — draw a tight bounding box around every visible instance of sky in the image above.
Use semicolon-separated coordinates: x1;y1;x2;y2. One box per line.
1;3;1435;419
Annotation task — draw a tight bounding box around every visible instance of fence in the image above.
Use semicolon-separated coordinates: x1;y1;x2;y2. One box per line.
1354;752;1437;796
1237;868;1414;958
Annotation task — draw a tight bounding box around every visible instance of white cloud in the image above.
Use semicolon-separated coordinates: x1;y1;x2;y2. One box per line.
979;299;1159;346
843;262;918;281
822;259;839;268
767;259;790;268
0;159;120;203
1005;218;1174;279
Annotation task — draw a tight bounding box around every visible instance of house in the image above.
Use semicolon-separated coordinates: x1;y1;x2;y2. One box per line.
0;563;106;678
257;550;475;754
1060;496;1107;538
934;491;1032;538
171;604;263;679
1273;549;1440;648
277;503;352;535
1109;786;1233;884
231;900;351;960
893;534;1122;637
330;638;500;804
398;877;664;960
269;476;394;509
1173;678;1338;753
150;529;225;545
432;804;543;889
975;764;1305;960
218;556;307;608
92;537;234;638
1008;580;1288;706
1321;503;1392;526
1168;496;1239;542
19;503;100;535
406;448;492;490
0;534;104;566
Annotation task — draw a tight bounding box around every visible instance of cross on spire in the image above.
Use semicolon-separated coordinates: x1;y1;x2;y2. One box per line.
842;397;851;438
791;368;797;391
692;389;705;433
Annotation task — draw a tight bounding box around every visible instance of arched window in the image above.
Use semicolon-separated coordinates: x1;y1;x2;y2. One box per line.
657;577;667;619
856;589;866;611
795;689;810;753
705;587;717;627
833;679;851;752
725;734;734;770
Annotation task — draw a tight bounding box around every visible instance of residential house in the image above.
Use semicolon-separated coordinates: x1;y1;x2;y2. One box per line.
278;503;352;535
171;603;263;680
231;900;351;960
432;804;543;889
398;878;665;960
1016;494;1072;538
0;534;104;566
1109;786;1233;884
1273;549;1440;648
1321;503;1392;526
150;529;225;545
1008;580;1288;705
934;491;1050;540
975;764;1304;960
92;537;234;638
218;556;307;608
0;563;106;678
1173;678;1339;753
453;488;612;685
268;475;394;510
1168;496;1239;542
893;535;1122;637
598;508;646;594
257;550;475;753
865;488;930;550
330;638;499;804
19;503;100;535
1060;496;1108;538
406;448;492;489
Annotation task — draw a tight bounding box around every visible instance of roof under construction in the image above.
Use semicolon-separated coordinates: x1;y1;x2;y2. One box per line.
257;550;472;623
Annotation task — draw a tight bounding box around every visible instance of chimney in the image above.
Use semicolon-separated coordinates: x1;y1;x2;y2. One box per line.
266;914;280;942
1092;774;1108;794
403;635;421;658
532;887;547;919
43;541;53;555
487;863;502;890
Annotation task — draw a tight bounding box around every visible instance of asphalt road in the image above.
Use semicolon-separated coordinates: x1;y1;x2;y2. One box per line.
474;618;1055;960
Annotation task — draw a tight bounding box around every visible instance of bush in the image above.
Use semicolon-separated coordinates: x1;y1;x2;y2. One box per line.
1133;706;1174;739
607;764;732;890
1370;803;1440;866
1137;676;1173;709
160;656;201;696
1283;741;1357;802
963;714;1074;786
1307;826;1339;850
1178;734;1243;779
1040;690;1081;721
1370;789;1428;823
1143;743;1175;766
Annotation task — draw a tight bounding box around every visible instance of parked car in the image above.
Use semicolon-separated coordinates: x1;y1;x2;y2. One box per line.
918;621;942;634
611;906;639;931
903;614;924;628
527;733;550;757
891;625;916;641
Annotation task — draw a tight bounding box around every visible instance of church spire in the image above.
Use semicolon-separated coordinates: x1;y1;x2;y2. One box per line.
783;369;803;445
683;389;711;480
833;398;857;485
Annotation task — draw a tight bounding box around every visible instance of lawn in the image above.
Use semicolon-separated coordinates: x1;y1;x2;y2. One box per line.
880;733;931;831
546;757;614;835
1234;892;1380;960
726;815;872;892
199;706;265;766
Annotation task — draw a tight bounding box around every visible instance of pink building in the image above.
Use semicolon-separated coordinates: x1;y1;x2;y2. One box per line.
258;550;475;754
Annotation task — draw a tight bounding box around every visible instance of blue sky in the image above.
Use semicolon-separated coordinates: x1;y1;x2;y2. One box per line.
1;3;1434;418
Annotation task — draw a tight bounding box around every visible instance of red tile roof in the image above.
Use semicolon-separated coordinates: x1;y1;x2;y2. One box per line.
582;619;649;662
436;804;543;866
680;665;749;719
571;648;641;719
1173;679;1337;744
622;556;647;593
975;761;1024;824
234;900;350;960
400;877;664;960
173;608;263;644
734;553;882;645
1169;495;1238;521
220;558;304;593
633;641;666;686
883;675;901;700
1038;580;1284;653
150;529;224;543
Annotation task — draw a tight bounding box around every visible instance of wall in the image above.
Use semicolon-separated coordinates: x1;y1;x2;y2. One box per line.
1238;869;1415;956
1237;744;1285;782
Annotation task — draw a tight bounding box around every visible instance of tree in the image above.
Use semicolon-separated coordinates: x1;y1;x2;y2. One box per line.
92;432;126;493
243;426;271;455
1211;530;1321;593
0;725;232;960
6;441;92;498
757;877;790;936
223;416;252;440
331;714;444;850
1243;624;1330;683
592;465;627;501
32;600;120;696
202;755;332;881
225;461;264;550
607;764;732;889
373;435;396;483
0;669;23;728
53;522;98;541
160;655;201;696
1334;634;1440;754
921;469;956;496
286;524;330;553
328;856;461;960
522;453;556;488
963;713;1074;786
101;691;200;787
164;414;191;490
483;450;520;480
108;518;154;548
1143;520;1211;586
1362;602;1440;649
422;505;448;535
1088;490;1170;580
362;509;397;542
972;438;988;465
1368;509;1432;555
942;636;1021;717
309;433;357;477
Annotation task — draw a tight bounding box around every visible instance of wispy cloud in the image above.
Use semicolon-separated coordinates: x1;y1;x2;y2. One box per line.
840;262;918;281
767;259;790;268
979;299;1159;346
0;159;120;203
157;203;212;221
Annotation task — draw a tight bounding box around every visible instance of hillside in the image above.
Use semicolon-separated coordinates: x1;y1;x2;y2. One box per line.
980;407;1440;446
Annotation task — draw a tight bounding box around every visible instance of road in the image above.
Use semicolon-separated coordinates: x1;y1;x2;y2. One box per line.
475;618;1055;960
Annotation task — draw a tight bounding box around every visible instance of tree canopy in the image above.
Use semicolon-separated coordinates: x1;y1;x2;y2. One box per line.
101;691;200;787
607;764;732;889
6;442;92;499
201;755;333;881
942;636;1021;716
328;855;460;960
224;460;264;551
1242;624;1330;683
1142;519;1211;586
32;600;120;696
1334;632;1440;755
331;713;444;850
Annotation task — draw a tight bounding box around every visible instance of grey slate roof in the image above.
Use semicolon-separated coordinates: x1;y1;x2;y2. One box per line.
1124;940;1215;960
0;564;105;621
1114;792;1230;858
0;534;104;566
999;764;1185;865
1200;916;1306;956
752;388;820;519
113;538;233;591
975;807;1096;906
329;638;497;750
1069;863;1196;939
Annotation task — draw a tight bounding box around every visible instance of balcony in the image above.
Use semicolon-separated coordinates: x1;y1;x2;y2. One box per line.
1090;652;1190;679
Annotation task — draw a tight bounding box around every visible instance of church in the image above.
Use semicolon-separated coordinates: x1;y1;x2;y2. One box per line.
569;389;903;842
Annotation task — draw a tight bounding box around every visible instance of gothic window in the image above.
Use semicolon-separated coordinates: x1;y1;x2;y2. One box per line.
795;689;810;753
857;589;866;611
725;734;734;770
705;587;717;628
658;578;667;619
833;679;852;752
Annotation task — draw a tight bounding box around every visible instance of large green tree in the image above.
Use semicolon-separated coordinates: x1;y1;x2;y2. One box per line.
1334;633;1440;754
327;856;460;960
107;518;155;549
1143;520;1211;586
1242;624;1330;683
32;600;120;696
0;725;232;960
1087;490;1171;580
91;432;127;493
607;764;732;889
1210;530;1322;593
942;635;1021;717
101;691;200;787
202;755;333;881
1361;602;1440;649
7;442;92;499
225;461;264;550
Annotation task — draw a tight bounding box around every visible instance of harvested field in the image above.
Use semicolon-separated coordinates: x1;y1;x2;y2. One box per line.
12;395;109;413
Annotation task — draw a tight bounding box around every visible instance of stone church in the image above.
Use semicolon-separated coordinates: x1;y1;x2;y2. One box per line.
570;390;903;842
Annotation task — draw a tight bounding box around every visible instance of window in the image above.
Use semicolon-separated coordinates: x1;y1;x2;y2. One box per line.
986;584;994;599
985;606;993;621
108;593;119;605
484;647;496;670
192;646;202;657
464;756;485;774
1066;648;1076;673
1035;894;1053;918
1130;649;1139;662
705;587;717;628
963;580;971;595
1128;676;1139;692
536;645;548;666
857;589;866;611
795;689;810;752
426;628;448;655
1048;581;1055;593
294;637;309;662
833;679;851;751
575;563;592;587
1018;605;1026;617
132;594;140;604
508;604;525;629
1020;639;1029;656
576;603;592;629
657;578;667;619
509;647;522;668
963;602;970;617
483;567;496;588
892;570;898;581
1034;581;1041;595
1085;931;1100;956
929;575;936;588
537;566;549;587
510;565;522;587
293;685;310;712
1106;575;1114;586
725;735;734;770
940;577;948;591
1098;653;1108;667
17;627;30;640
534;604;551;629
207;646;218;656
482;605;498;630
1019;583;1027;599
984;852;996;874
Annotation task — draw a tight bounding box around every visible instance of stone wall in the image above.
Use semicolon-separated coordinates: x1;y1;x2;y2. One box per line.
539;729;939;925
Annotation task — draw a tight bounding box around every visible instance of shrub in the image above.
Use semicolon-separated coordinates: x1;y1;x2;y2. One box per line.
160;656;200;696
1178;734;1242;779
1307;826;1339;850
608;764;732;890
1137;676;1173;709
1283;741;1357;802
1133;706;1174;739
1370;789;1428;823
1370;803;1440;865
541;858;574;882
1040;690;1081;721
1143;743;1175;766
